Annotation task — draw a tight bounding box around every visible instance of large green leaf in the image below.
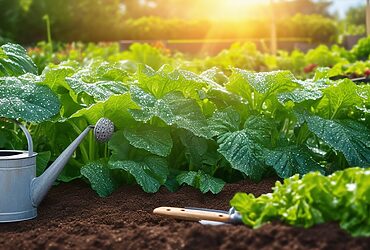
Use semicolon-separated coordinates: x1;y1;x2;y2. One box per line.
39;66;83;117
0;77;60;122
244;115;276;146
200;74;244;109
42;61;130;102
40;65;76;93
357;85;370;105
179;130;221;167
124;125;173;157
66;77;128;101
305;115;370;166
109;156;169;193
129;86;212;138
226;69;298;109
277;79;326;104
317;79;362;119
200;67;229;85
89;61;131;82
217;129;268;181
198;172;225;194
108;130;131;161
71;93;138;129
208;107;240;137
57;163;82;183
128;85;167;122
36;151;51;176
176;170;225;194
176;171;197;187
266;145;324;178
136;64;206;99
81;160;117;197
0;43;37;76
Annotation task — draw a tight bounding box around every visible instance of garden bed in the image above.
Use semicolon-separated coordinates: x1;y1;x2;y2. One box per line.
1;179;369;250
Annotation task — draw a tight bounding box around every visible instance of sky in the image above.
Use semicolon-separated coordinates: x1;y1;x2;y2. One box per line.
211;0;367;20
329;0;365;17
136;0;367;20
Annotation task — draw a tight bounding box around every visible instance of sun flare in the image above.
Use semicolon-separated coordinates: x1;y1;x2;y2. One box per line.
209;0;269;20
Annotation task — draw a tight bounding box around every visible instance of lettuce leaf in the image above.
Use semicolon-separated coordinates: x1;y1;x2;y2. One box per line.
230;167;370;237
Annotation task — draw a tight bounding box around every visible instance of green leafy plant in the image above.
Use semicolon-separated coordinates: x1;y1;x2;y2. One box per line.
2;42;370;199
0;43;38;76
230;167;370;237
40;63;370;196
352;36;370;60
0;43;59;122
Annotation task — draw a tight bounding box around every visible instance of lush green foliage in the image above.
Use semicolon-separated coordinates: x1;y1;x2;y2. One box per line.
0;43;38;76
0;43;60;122
1;42;370;198
231;167;370;237
28;41;364;79
352;37;370;60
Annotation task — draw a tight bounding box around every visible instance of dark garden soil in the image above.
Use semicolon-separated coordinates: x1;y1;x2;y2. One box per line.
1;178;370;250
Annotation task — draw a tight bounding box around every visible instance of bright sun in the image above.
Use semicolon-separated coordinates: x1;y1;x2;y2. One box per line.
210;0;269;20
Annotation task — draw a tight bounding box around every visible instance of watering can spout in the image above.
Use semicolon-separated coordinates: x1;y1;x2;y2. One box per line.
31;118;114;207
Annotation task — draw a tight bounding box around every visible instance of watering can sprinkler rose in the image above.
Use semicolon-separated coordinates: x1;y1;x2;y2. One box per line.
0;118;114;222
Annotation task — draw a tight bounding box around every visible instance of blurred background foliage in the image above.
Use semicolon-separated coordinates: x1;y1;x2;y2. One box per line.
0;0;364;45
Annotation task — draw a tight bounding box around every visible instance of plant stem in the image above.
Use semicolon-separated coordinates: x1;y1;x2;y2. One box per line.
89;131;95;161
104;143;108;159
43;14;53;52
69;120;90;163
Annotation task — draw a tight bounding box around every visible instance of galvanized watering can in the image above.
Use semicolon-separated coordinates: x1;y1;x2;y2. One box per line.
0;118;114;222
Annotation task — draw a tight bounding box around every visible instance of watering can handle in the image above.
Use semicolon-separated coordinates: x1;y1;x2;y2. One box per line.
0;118;33;156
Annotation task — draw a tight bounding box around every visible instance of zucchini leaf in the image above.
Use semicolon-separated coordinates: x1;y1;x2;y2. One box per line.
124;124;173;157
208;107;240;136
0;77;60;122
109;155;169;193
266;145;324;178
177;170;225;194
317;79;362;119
226;69;298;110
305;115;370;167
0;43;38;76
129;86;212;138
70;93;138;129
81;160;118;197
217;129;268;181
136;64;206;99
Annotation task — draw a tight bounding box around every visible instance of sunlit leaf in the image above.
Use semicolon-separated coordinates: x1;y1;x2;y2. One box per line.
0;77;60;122
124;125;173;157
0;43;37;76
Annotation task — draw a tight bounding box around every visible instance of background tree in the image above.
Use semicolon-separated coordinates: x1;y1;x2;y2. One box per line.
0;0;337;44
345;5;366;26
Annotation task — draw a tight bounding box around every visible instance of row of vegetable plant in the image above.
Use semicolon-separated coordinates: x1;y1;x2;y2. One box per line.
1;43;369;199
27;37;370;79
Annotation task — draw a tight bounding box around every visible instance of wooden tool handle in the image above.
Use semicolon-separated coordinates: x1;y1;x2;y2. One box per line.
153;207;230;222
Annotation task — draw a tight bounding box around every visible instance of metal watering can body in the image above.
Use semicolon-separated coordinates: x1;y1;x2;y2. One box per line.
0;118;114;222
0;149;37;222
